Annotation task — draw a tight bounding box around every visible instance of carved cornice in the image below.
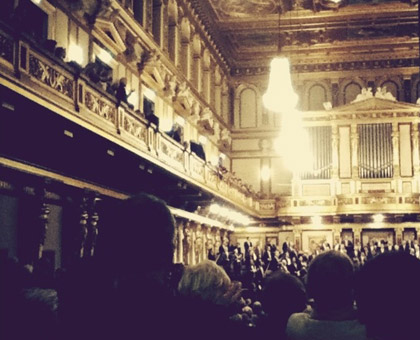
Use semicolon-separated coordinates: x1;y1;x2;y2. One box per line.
232;57;420;77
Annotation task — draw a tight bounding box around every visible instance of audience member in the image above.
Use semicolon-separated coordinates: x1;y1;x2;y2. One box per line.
177;260;249;339
286;251;367;340
355;252;420;340
58;193;180;340
260;271;306;339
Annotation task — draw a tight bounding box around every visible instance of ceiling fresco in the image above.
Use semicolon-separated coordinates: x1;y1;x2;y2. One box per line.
208;0;278;19
191;0;419;71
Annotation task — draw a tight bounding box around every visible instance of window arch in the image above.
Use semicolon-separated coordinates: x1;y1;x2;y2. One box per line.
239;88;257;128
308;84;327;110
381;81;399;101
344;82;362;104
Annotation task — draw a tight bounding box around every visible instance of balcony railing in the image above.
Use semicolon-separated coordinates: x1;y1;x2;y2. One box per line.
0;25;262;215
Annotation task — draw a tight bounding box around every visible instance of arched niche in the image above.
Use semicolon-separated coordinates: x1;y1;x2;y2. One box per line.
180;17;190;43
380;80;399;101
192;33;201;56
338;78;365;105
377;76;402;101
302;80;331;111
344;82;362;104
168;0;178;25
239;87;258;128
308;84;328;110
167;0;178;63
202;48;211;70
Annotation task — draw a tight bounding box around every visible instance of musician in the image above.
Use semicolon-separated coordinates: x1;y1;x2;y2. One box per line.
207;248;216;261
232;248;242;279
263;245;273;269
244;237;252;255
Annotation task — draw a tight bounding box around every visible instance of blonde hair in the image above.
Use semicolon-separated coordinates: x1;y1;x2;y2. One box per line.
178;260;231;305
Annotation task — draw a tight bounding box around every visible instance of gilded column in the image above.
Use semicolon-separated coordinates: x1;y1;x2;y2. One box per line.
412;122;420;178
192;37;202;91
168;10;179;65
221;78;229;124
352;227;362;246
195;224;203;264
333;227;342;245
331;124;339;178
202;225;208;261
179;17;191;79
161;0;169;53
183;223;191;265
202;50;211;103
177;222;183;263
145;0;153;33
392;122;400;177
351;124;359;178
191;222;196;265
331;124;339;196
395;227;403;246
84;195;100;258
294;227;302;252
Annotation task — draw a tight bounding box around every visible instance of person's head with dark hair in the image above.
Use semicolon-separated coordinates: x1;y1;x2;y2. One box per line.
98;193;176;274
286;251;366;340
355;252;420;340
261;271;306;337
306;250;354;317
59;193;177;340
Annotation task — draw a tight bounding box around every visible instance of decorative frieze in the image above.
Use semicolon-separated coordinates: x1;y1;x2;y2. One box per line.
159;135;185;169
337;197;354;206
299;199;333;207
259;200;276;211
84;90;117;124
28;54;74;99
205;167;218;189
190;155;205;180
404;196;420;205
123;114;148;144
361;196;397;205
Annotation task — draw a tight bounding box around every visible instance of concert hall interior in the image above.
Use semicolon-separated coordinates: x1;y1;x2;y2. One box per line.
0;0;419;339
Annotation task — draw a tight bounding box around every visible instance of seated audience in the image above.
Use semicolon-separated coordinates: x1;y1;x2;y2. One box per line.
177;259;251;339
355;252;420;340
286;250;367;340
260;271;306;339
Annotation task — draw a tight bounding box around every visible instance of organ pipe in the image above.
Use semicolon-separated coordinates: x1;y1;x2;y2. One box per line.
358;123;393;178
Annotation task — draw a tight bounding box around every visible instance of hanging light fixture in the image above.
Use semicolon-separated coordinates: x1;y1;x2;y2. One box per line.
262;1;298;113
267;4;314;174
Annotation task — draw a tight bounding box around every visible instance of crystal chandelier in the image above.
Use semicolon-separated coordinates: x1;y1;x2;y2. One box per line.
265;3;313;174
262;1;298;113
263;57;298;112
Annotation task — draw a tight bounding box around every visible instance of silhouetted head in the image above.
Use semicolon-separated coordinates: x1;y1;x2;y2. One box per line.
262;271;306;319
306;250;354;314
98;193;175;274
355;252;420;340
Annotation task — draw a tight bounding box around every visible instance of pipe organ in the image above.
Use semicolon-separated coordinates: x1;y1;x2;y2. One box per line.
358;123;393;179
302;126;332;180
277;97;420;226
